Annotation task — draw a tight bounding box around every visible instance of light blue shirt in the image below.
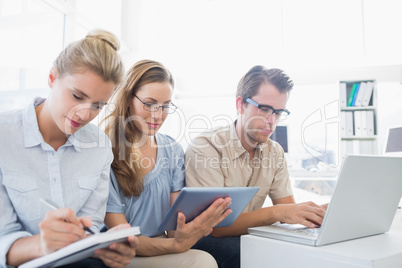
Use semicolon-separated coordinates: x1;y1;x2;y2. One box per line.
0;98;113;267
107;133;185;237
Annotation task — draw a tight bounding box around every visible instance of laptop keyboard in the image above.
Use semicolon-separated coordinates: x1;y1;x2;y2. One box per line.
288;227;321;237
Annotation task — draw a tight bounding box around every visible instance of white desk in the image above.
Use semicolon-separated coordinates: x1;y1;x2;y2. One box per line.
241;210;402;268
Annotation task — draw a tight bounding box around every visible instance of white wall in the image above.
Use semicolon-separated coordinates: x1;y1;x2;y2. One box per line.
1;0;402;168
1;0;401;204
124;0;402;171
121;0;402;93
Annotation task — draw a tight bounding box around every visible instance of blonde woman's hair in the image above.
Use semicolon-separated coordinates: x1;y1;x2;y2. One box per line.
103;60;174;196
53;29;124;85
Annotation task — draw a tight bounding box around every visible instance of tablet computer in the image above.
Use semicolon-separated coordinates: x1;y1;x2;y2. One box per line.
158;187;259;231
20;226;140;268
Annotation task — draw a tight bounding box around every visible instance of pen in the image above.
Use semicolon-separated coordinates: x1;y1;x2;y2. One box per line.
39;198;95;234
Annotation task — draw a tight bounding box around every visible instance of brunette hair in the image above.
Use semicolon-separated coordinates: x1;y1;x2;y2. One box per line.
236;65;293;101
103;60;174;196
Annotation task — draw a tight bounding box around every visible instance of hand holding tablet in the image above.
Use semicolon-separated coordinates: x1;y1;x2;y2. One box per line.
158;187;259;231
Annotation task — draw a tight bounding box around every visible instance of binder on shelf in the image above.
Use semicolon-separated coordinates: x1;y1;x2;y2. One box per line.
361;81;374;106
341;140;347;155
351;83;361;106
352;140;360;153
359;140;375;154
345;111;354;136
354;111;363;136
340;111;347;137
346;140;354;154
361;110;367;136
339;83;347;108
366;110;375;136
354;82;366;107
347;83;357;107
341;140;354;156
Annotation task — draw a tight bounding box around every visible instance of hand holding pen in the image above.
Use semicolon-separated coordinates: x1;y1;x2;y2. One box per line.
40;198;95;234
40;199;139;267
38;198;95;255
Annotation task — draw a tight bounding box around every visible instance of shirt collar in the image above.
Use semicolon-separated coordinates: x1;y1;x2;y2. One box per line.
256;141;269;158
226;122;248;161
67;131;82;152
22;97;46;148
22;97;81;152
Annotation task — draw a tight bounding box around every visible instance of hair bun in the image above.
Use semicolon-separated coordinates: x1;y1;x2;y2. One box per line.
86;29;120;51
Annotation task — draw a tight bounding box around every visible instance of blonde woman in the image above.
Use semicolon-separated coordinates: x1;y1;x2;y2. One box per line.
0;30;138;268
103;60;232;267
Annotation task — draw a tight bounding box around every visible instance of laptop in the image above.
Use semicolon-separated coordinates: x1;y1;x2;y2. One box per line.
383;126;402;208
158;187;259;231
248;155;402;246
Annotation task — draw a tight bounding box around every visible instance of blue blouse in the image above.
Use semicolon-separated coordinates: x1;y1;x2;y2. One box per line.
107;133;185;237
0;98;113;267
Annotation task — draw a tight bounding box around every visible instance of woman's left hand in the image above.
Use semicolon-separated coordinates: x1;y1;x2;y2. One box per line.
94;224;139;268
172;197;232;252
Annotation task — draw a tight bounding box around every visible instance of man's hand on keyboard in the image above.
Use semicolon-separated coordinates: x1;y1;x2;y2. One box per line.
274;201;326;228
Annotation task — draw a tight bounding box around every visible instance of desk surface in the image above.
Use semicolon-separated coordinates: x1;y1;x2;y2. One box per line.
241;210;402;268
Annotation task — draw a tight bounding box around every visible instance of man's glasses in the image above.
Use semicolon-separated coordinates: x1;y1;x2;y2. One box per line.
246;98;290;120
134;95;177;114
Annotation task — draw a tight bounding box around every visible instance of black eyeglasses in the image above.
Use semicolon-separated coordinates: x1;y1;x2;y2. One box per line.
134;95;177;114
246;98;290;120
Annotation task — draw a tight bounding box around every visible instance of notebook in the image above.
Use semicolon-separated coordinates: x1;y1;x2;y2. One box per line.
158;187;259;231
248;155;402;246
20;226;140;268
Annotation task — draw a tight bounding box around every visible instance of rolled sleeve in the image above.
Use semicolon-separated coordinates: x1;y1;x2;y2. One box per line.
170;145;185;192
268;149;293;200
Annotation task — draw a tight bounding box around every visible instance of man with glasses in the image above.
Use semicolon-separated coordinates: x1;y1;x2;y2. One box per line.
185;65;326;268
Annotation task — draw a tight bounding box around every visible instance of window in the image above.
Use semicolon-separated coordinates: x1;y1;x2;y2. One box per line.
0;0;122;112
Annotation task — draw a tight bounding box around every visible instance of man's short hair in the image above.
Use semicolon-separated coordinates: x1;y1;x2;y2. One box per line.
236;65;294;101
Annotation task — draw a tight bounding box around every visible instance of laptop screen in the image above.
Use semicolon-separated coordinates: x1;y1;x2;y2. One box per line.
385;127;402;154
270;125;288;153
385;127;402;208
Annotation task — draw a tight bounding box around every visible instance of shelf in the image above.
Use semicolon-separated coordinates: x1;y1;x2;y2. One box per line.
289;169;339;178
339;80;378;157
341;135;377;140
340;106;376;111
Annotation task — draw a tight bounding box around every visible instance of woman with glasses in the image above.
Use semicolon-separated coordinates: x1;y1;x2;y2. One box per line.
102;60;231;267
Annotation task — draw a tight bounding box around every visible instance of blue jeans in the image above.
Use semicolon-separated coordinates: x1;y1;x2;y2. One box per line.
192;235;240;268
